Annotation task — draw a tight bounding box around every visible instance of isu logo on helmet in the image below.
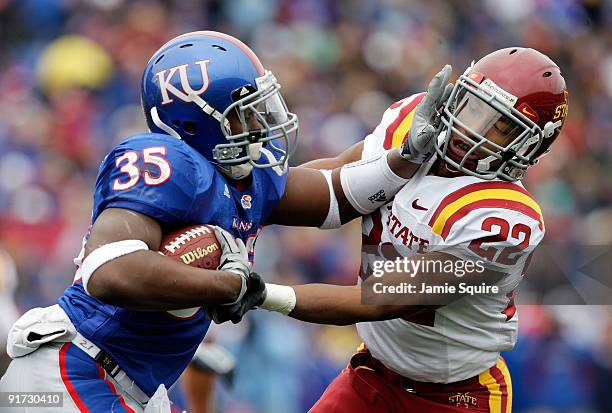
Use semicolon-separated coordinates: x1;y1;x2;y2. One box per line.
156;60;211;105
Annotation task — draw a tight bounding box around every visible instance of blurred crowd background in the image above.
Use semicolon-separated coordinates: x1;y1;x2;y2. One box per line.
0;0;611;411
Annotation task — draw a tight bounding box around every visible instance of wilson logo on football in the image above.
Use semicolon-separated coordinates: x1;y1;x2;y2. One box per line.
156;60;211;104
180;244;219;265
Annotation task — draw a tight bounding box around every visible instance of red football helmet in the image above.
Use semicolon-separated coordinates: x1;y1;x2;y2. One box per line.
436;47;568;181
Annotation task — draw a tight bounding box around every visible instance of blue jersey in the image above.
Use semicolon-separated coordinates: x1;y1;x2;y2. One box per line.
58;133;287;396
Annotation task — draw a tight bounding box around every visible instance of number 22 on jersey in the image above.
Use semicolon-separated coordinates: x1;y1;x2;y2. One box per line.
113;146;172;190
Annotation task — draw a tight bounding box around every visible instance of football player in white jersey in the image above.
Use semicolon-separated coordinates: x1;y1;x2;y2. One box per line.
216;47;569;413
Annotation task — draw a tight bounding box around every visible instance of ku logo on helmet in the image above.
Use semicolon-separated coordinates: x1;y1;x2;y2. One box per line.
155;60;211;105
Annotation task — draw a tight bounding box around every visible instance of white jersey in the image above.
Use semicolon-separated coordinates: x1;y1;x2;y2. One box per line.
356;94;545;383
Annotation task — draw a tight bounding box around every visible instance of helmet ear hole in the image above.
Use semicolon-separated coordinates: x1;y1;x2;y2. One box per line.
182;121;198;135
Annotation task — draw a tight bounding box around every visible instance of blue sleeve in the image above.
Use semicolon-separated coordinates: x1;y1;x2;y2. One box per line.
260;165;288;223
92;134;212;225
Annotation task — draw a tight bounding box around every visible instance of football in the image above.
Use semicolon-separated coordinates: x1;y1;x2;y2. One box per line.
159;224;222;270
159;224;222;318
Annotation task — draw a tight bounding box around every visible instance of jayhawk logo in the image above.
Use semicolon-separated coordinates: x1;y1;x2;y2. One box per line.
241;195;252;209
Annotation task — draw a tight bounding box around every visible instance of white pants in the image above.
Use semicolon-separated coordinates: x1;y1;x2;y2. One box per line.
0;342;144;412
0;305;171;413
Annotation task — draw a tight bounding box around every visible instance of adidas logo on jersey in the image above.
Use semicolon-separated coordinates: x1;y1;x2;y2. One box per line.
368;189;387;203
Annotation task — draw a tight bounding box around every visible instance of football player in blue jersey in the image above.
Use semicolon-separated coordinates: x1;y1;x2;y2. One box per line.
0;31;449;412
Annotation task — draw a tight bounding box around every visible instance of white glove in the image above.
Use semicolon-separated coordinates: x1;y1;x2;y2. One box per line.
400;64;453;164
212;226;249;304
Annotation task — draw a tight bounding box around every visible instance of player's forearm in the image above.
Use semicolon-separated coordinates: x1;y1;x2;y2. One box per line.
262;281;441;325
332;149;420;224
289;284;370;325
87;251;241;310
263;283;393;326
269;148;419;227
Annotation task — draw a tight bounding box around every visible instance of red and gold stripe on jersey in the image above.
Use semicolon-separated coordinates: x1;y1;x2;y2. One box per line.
428;182;544;240
383;93;426;149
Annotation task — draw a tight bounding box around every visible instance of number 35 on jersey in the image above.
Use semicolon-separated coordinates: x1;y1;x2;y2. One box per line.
113;146;172;191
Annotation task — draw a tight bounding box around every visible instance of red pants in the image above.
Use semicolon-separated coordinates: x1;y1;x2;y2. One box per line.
309;349;512;413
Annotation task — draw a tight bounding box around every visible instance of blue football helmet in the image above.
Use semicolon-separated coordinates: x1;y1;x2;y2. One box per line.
141;31;298;179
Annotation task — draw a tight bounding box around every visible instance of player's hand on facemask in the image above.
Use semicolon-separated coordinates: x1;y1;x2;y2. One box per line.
205;272;267;324
400;64;453;164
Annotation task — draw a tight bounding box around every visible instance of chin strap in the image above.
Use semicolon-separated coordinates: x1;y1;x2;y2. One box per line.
191;94;231;133
259;146;287;176
543;120;563;138
216;143;265;180
217;163;254;180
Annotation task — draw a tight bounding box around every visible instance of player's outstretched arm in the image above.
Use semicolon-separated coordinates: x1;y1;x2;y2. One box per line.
268;149;419;226
85;207;246;310
210;251;503;326
268;65;453;227
271;283;410;326
278;253;503;325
